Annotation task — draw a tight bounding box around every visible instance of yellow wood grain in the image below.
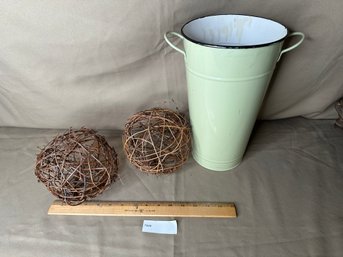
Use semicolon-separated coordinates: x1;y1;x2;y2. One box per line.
48;200;237;218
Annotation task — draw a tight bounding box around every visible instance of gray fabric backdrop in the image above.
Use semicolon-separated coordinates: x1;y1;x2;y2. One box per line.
1;2;343;256
1;0;342;129
1;119;342;257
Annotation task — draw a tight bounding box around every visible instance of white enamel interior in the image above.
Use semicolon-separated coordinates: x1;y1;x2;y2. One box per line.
182;15;288;47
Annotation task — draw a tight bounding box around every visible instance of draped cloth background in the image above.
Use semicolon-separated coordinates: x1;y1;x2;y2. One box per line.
1;2;343;257
1;119;342;257
1;0;342;129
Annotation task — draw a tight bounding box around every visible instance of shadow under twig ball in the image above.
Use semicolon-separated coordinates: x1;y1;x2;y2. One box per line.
123;108;191;174
35;128;118;205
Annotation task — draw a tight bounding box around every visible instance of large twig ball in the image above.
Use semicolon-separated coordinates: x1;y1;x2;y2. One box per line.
123;108;191;174
35;128;118;205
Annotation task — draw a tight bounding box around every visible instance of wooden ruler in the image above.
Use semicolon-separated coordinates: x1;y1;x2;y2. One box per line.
48;200;237;218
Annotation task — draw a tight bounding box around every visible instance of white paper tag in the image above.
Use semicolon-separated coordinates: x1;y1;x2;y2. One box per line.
142;220;177;235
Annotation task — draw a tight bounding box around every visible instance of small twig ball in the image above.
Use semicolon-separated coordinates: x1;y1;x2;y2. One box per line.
123;108;191;174
35;128;118;205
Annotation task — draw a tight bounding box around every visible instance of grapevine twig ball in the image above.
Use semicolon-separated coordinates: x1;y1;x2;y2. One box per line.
123;108;191;174
35;128;118;205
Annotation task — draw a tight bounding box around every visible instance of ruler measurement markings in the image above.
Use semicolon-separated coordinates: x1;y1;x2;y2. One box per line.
48;200;237;218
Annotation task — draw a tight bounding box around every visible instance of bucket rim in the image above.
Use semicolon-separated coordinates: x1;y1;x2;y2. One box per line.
181;14;289;49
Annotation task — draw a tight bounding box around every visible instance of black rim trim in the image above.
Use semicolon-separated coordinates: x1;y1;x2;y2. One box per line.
181;14;289;49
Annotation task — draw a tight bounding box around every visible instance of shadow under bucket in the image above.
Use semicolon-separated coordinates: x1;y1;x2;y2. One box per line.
164;14;304;171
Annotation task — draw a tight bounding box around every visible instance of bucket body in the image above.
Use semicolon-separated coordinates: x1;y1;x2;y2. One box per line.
165;15;304;171
185;42;282;171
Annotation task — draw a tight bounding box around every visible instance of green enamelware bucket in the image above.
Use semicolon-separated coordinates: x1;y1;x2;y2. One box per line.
164;14;304;171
